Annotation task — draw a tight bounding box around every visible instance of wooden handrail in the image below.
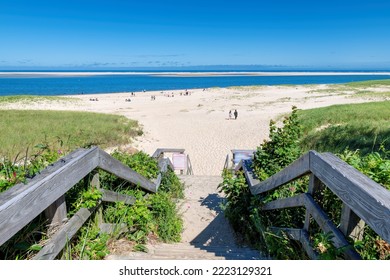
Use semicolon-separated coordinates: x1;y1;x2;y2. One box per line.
186;155;194;175
222;154;230;175
152;148;185;158
0;146;167;249
153;148;194;175
235;150;390;259
98;149;157;193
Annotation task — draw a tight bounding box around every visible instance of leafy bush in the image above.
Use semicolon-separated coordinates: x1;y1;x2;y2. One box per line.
339;146;390;190
1;146;184;259
220;107;306;258
0;143;63;193
149;192;183;242
100;151;184;248
221;106;390;260
110;150;159;180
158;168;185;199
64;219;110;260
253;106;302;180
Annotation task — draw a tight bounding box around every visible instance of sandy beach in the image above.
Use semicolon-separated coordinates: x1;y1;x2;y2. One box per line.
3;84;389;175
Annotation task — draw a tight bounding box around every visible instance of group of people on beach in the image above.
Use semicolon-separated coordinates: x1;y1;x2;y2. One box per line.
229;109;238;120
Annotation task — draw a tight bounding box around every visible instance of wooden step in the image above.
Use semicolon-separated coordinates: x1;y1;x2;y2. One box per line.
106;242;264;260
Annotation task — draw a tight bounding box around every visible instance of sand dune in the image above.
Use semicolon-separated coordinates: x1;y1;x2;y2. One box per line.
2;85;386;175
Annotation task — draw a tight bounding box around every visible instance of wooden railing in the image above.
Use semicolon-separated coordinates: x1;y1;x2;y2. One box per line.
223;149;255;175
152;148;185;159
0;146;171;259
152;148;194;175
186;155;194;175
234;150;390;260
223;154;230;173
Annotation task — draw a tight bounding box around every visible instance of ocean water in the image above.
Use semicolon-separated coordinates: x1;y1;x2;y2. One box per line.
0;73;389;96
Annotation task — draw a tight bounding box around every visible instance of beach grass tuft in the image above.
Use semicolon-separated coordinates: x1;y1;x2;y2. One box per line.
344;79;390;87
308;79;390;99
0;95;78;104
0;110;142;158
298;101;390;154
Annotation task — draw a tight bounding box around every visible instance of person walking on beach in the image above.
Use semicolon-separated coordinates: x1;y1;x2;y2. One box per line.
229;110;232;119
234;109;238;120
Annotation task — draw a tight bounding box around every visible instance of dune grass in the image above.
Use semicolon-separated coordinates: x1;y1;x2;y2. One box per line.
298;101;390;154
0;110;142;159
344;79;390;87
0;95;78;104
307;79;390;98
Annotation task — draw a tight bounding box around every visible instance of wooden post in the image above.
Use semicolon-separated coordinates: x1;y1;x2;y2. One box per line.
44;195;67;233
340;204;365;241
304;174;322;231
90;171;103;226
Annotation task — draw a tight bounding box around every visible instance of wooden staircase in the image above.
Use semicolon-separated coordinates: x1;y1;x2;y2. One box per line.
106;242;262;260
106;175;266;260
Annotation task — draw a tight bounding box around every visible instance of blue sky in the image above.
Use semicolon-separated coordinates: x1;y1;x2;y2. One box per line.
1;0;390;69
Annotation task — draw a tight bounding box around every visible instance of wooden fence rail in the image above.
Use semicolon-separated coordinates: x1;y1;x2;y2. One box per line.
0;146;175;259
234;150;390;259
152;148;194;175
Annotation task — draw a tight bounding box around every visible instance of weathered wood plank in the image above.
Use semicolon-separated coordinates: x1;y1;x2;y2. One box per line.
261;193;306;211
158;158;170;173
152;148;185;158
304;194;361;260
299;229;319;260
234;160;243;172
0;147;99;246
250;152;311;195
310;151;390;243
33;208;92;260
154;174;162;191
304;174;322;231
44;195;67;230
340;204;365;241
101;189;136;205
241;159;261;189
98;149;156;193
223;154;230;170
167;158;175;170
90;172;103;225
186;155;194;175
0;148;90;206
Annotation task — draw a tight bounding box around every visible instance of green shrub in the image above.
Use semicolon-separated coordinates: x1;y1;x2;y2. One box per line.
111;151;159;180
158;168;185;199
253;106;302;180
1;146;184;259
221;105;390;260
149;192;183;242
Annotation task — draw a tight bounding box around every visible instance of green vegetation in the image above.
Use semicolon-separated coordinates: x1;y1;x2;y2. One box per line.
220;105;390;260
345;79;390;87
308;79;390;98
253;106;301;180
298;101;390;155
0;95;77;104
0;147;184;260
0;107;184;260
0;110;142;159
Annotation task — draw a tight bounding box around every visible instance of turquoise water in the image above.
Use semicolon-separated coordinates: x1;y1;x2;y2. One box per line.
0;72;389;96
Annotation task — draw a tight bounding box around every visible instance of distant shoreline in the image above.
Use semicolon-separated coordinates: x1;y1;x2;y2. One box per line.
1;71;390;78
